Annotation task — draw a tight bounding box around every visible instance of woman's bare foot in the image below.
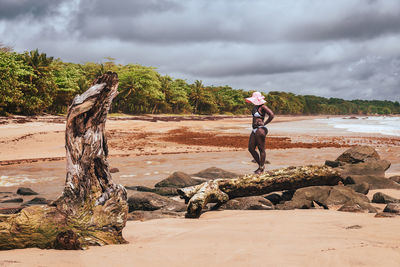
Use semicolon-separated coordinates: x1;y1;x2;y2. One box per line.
254;166;265;174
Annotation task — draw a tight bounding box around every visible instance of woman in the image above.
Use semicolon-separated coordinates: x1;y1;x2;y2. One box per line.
245;92;274;174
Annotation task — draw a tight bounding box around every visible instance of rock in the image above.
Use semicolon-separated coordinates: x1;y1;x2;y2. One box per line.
16;187;38;196
383;203;400;214
109;167;119;173
344;175;400;190
192;167;239;180
338;159;391;176
264;193;282;205
276;185;376;213
0;206;23;214
155;171;203;188
127;210;184;221
325;160;340;168
336;146;380;164
346;182;369;195
338;201;366;213
389;176;400;184
23;197;49;206
125;185;154;192
220;196;274;210
152;187;179;196
1;198;23;203
372;192;400;204
127;191;186;212
374;212;396;218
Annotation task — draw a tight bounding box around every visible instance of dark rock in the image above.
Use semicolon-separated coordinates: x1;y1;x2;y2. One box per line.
109;167;119;173
345;225;362;229
23;197;49;206
346;182;369;195
372;192;400;204
192;167;239;180
0;206;23;214
1;198;23;203
389;176;400;184
383;203;400;214
127;191;186;212
336;146;380;164
264;193;282;205
220;196;274;210
127;210;184;221
155;171;203;188
16;187;38;196
325;160;340;168
276;185;376;213
152;187;179;196
374;212;396;218
338;201;368;213
338;159;391;176
125;185;154;192
344;175;400;190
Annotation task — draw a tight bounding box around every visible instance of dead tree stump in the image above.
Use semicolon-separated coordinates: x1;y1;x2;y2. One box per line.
178;165;342;218
0;72;128;250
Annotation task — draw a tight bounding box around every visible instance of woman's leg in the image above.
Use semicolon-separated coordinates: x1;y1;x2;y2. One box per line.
255;128;267;173
248;131;260;167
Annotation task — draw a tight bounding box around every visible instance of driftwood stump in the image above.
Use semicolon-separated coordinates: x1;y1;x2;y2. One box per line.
0;72;128;250
178;165;342;218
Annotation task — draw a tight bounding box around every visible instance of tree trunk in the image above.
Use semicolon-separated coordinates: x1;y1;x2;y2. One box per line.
178;165;342;218
0;72;128;250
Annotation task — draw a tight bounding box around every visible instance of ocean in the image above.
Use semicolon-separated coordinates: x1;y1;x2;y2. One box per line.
316;116;400;137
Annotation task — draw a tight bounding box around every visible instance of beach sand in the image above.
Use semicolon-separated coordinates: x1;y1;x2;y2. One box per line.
0;115;399;266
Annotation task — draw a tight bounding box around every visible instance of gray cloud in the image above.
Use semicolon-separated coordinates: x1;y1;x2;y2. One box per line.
0;0;399;101
0;0;64;19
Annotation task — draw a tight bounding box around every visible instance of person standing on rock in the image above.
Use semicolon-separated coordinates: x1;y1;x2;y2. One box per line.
246;92;274;174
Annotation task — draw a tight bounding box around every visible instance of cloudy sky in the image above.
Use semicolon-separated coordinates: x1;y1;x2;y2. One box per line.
1;0;399;101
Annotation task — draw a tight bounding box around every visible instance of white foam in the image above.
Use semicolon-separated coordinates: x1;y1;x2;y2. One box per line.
0;175;57;187
316;117;400;136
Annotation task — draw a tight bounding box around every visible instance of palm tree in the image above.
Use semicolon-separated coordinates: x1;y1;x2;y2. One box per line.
191;80;204;114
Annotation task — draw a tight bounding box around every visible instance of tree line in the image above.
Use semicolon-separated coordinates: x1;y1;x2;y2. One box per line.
1;47;399;116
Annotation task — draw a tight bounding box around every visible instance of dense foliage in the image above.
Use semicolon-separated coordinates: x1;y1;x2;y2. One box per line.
0;48;399;116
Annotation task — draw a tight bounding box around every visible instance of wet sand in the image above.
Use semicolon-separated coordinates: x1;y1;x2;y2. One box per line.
0;115;400;266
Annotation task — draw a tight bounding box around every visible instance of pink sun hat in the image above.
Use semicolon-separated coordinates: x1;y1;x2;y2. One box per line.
245;91;266;105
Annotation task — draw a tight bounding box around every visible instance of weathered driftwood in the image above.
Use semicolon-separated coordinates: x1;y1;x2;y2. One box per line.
0;72;128;250
178;165;342;218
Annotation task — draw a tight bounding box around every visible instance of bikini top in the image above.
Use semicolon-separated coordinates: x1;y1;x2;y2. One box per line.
252;105;265;120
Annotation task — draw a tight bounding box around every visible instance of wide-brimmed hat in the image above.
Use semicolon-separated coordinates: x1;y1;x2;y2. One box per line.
245;91;266;105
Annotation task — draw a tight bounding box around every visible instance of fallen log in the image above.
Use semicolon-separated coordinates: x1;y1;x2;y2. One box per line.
178;165;342;218
0;72;128;250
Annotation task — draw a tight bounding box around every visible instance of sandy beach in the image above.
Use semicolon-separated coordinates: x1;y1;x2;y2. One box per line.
0;115;399;266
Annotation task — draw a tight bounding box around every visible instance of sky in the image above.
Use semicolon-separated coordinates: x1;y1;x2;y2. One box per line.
1;0;399;101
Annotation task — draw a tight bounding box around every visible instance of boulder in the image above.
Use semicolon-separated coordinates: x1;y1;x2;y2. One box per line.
264;193;283;205
276;185;376;213
127;191;186;213
338;201;369;213
338;159;391;176
0;206;23;214
220;196;274;210
23;197;49;206
383;203;400;214
1;198;23;203
389;176;400;184
346;182;369;195
372;192;400;204
325;160;340;168
336;146;380;164
16;187;38;196
155;171;203;188
344;175;400;190
192;167;239;180
125;185;179;196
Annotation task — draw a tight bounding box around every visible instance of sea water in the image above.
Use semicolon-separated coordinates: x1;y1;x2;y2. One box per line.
316;116;400;136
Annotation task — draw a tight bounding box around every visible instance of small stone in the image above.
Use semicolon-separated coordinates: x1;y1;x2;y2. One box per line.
372;192;400;204
375;212;396;218
16;187;38;196
345;225;362;229
109;168;120;173
383;203;400;214
1;198;23;203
